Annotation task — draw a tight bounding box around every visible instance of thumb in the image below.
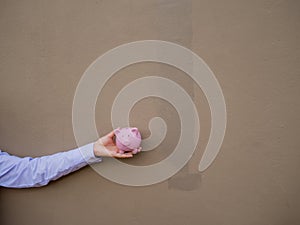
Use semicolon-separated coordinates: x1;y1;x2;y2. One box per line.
106;130;115;138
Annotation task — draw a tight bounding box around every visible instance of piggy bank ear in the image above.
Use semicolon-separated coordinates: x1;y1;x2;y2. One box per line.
131;127;139;136
114;128;120;135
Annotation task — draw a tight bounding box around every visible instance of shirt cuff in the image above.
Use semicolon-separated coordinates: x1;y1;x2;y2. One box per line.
78;142;102;164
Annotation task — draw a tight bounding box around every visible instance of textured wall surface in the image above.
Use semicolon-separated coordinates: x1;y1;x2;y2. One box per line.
0;0;299;225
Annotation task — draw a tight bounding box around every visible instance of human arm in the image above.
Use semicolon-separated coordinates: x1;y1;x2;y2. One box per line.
0;143;98;188
0;130;134;188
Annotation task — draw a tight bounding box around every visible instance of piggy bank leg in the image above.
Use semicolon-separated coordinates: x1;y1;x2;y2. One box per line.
132;147;142;154
132;149;138;154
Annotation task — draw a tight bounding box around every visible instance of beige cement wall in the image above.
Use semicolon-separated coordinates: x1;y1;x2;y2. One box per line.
0;0;299;225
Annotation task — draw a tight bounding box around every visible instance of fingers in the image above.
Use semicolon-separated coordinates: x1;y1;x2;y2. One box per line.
103;147;134;158
112;152;133;158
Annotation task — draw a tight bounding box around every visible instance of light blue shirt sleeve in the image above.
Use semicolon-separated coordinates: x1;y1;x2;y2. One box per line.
0;143;102;188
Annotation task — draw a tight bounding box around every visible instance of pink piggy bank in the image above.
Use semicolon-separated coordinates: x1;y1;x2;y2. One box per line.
114;127;142;154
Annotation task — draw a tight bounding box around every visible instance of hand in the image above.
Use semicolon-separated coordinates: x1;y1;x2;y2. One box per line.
93;130;134;158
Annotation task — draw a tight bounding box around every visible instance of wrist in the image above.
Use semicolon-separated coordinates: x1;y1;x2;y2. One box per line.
79;142;102;164
93;141;102;158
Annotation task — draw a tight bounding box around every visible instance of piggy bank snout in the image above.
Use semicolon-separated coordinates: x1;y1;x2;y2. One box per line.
122;138;130;145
